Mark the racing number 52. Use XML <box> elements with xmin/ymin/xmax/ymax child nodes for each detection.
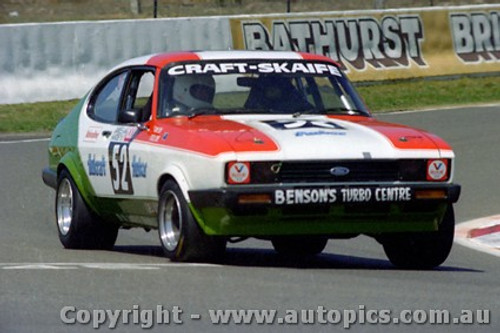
<box><xmin>108</xmin><ymin>142</ymin><xmax>134</xmax><ymax>195</ymax></box>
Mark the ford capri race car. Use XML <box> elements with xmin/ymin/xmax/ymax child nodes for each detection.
<box><xmin>42</xmin><ymin>51</ymin><xmax>460</xmax><ymax>269</ymax></box>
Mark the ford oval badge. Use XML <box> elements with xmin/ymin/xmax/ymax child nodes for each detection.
<box><xmin>330</xmin><ymin>166</ymin><xmax>350</xmax><ymax>176</ymax></box>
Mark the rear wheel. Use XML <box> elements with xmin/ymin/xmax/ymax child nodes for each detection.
<box><xmin>381</xmin><ymin>205</ymin><xmax>455</xmax><ymax>269</ymax></box>
<box><xmin>158</xmin><ymin>180</ymin><xmax>226</xmax><ymax>262</ymax></box>
<box><xmin>271</xmin><ymin>236</ymin><xmax>328</xmax><ymax>257</ymax></box>
<box><xmin>56</xmin><ymin>169</ymin><xmax>118</xmax><ymax>249</ymax></box>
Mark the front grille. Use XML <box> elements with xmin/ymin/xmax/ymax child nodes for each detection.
<box><xmin>279</xmin><ymin>160</ymin><xmax>400</xmax><ymax>183</ymax></box>
<box><xmin>251</xmin><ymin>159</ymin><xmax>427</xmax><ymax>184</ymax></box>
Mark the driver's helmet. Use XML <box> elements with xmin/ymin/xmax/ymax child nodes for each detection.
<box><xmin>172</xmin><ymin>75</ymin><xmax>215</xmax><ymax>109</ymax></box>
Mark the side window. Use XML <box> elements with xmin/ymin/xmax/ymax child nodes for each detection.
<box><xmin>134</xmin><ymin>72</ymin><xmax>155</xmax><ymax>109</ymax></box>
<box><xmin>92</xmin><ymin>72</ymin><xmax>128</xmax><ymax>123</ymax></box>
<box><xmin>122</xmin><ymin>70</ymin><xmax>155</xmax><ymax>123</ymax></box>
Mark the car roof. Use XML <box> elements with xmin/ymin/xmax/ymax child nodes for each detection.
<box><xmin>112</xmin><ymin>50</ymin><xmax>338</xmax><ymax>70</ymax></box>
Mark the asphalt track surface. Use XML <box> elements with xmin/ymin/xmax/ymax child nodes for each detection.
<box><xmin>1</xmin><ymin>105</ymin><xmax>499</xmax><ymax>333</ymax></box>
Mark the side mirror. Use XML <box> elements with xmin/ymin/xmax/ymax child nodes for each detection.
<box><xmin>118</xmin><ymin>109</ymin><xmax>142</xmax><ymax>124</ymax></box>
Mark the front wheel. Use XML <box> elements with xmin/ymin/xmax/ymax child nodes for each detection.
<box><xmin>55</xmin><ymin>169</ymin><xmax>118</xmax><ymax>250</ymax></box>
<box><xmin>158</xmin><ymin>180</ymin><xmax>226</xmax><ymax>262</ymax></box>
<box><xmin>381</xmin><ymin>205</ymin><xmax>455</xmax><ymax>269</ymax></box>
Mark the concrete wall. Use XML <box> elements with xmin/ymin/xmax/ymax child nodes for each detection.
<box><xmin>0</xmin><ymin>17</ymin><xmax>231</xmax><ymax>104</ymax></box>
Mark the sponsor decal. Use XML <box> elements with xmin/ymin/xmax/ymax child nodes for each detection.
<box><xmin>111</xmin><ymin>127</ymin><xmax>138</xmax><ymax>142</ymax></box>
<box><xmin>84</xmin><ymin>127</ymin><xmax>102</xmax><ymax>142</ymax></box>
<box><xmin>150</xmin><ymin>135</ymin><xmax>161</xmax><ymax>143</ymax></box>
<box><xmin>87</xmin><ymin>154</ymin><xmax>106</xmax><ymax>177</ymax></box>
<box><xmin>427</xmin><ymin>159</ymin><xmax>448</xmax><ymax>181</ymax></box>
<box><xmin>131</xmin><ymin>156</ymin><xmax>148</xmax><ymax>178</ymax></box>
<box><xmin>240</xmin><ymin>15</ymin><xmax>426</xmax><ymax>71</ymax></box>
<box><xmin>274</xmin><ymin>186</ymin><xmax>412</xmax><ymax>205</ymax></box>
<box><xmin>263</xmin><ymin>119</ymin><xmax>346</xmax><ymax>131</ymax></box>
<box><xmin>450</xmin><ymin>11</ymin><xmax>500</xmax><ymax>63</ymax></box>
<box><xmin>227</xmin><ymin>162</ymin><xmax>251</xmax><ymax>184</ymax></box>
<box><xmin>167</xmin><ymin>61</ymin><xmax>341</xmax><ymax>76</ymax></box>
<box><xmin>295</xmin><ymin>130</ymin><xmax>346</xmax><ymax>137</ymax></box>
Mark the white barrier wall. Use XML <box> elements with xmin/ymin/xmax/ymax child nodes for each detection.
<box><xmin>0</xmin><ymin>17</ymin><xmax>231</xmax><ymax>104</ymax></box>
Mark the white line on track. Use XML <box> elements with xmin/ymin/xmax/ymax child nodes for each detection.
<box><xmin>0</xmin><ymin>137</ymin><xmax>50</xmax><ymax>144</ymax></box>
<box><xmin>0</xmin><ymin>262</ymin><xmax>222</xmax><ymax>270</ymax></box>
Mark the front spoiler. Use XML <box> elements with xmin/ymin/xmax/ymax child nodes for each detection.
<box><xmin>188</xmin><ymin>183</ymin><xmax>460</xmax><ymax>236</ymax></box>
<box><xmin>42</xmin><ymin>167</ymin><xmax>57</xmax><ymax>189</ymax></box>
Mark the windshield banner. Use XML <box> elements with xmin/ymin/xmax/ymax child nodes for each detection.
<box><xmin>167</xmin><ymin>61</ymin><xmax>342</xmax><ymax>76</ymax></box>
<box><xmin>229</xmin><ymin>5</ymin><xmax>500</xmax><ymax>81</ymax></box>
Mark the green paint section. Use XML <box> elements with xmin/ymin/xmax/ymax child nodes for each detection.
<box><xmin>191</xmin><ymin>203</ymin><xmax>447</xmax><ymax>236</ymax></box>
<box><xmin>91</xmin><ymin>197</ymin><xmax>158</xmax><ymax>228</ymax></box>
<box><xmin>47</xmin><ymin>96</ymin><xmax>99</xmax><ymax>211</ymax></box>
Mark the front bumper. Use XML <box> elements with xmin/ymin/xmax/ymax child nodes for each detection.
<box><xmin>188</xmin><ymin>183</ymin><xmax>461</xmax><ymax>236</ymax></box>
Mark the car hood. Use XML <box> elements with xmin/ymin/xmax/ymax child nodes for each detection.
<box><xmin>140</xmin><ymin>114</ymin><xmax>453</xmax><ymax>159</ymax></box>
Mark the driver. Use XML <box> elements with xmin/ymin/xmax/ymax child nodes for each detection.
<box><xmin>171</xmin><ymin>75</ymin><xmax>215</xmax><ymax>113</ymax></box>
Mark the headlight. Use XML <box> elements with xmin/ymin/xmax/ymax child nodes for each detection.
<box><xmin>399</xmin><ymin>159</ymin><xmax>450</xmax><ymax>182</ymax></box>
<box><xmin>426</xmin><ymin>159</ymin><xmax>450</xmax><ymax>181</ymax></box>
<box><xmin>226</xmin><ymin>161</ymin><xmax>251</xmax><ymax>184</ymax></box>
<box><xmin>226</xmin><ymin>161</ymin><xmax>280</xmax><ymax>184</ymax></box>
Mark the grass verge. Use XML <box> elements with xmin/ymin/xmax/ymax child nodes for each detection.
<box><xmin>1</xmin><ymin>75</ymin><xmax>499</xmax><ymax>134</ymax></box>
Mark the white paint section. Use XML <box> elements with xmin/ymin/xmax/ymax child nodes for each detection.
<box><xmin>109</xmin><ymin>54</ymin><xmax>158</xmax><ymax>72</ymax></box>
<box><xmin>455</xmin><ymin>216</ymin><xmax>500</xmax><ymax>258</ymax></box>
<box><xmin>196</xmin><ymin>50</ymin><xmax>302</xmax><ymax>60</ymax></box>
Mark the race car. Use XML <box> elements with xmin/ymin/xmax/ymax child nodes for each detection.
<box><xmin>42</xmin><ymin>50</ymin><xmax>460</xmax><ymax>268</ymax></box>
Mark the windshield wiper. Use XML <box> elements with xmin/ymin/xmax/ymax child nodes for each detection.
<box><xmin>187</xmin><ymin>108</ymin><xmax>218</xmax><ymax>119</ymax></box>
<box><xmin>322</xmin><ymin>107</ymin><xmax>366</xmax><ymax>115</ymax></box>
<box><xmin>292</xmin><ymin>107</ymin><xmax>365</xmax><ymax>117</ymax></box>
<box><xmin>292</xmin><ymin>108</ymin><xmax>322</xmax><ymax>118</ymax></box>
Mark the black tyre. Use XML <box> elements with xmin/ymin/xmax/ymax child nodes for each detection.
<box><xmin>271</xmin><ymin>236</ymin><xmax>328</xmax><ymax>257</ymax></box>
<box><xmin>382</xmin><ymin>205</ymin><xmax>455</xmax><ymax>269</ymax></box>
<box><xmin>55</xmin><ymin>169</ymin><xmax>118</xmax><ymax>250</ymax></box>
<box><xmin>157</xmin><ymin>180</ymin><xmax>226</xmax><ymax>262</ymax></box>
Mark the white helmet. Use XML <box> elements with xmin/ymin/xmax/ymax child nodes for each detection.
<box><xmin>172</xmin><ymin>75</ymin><xmax>215</xmax><ymax>109</ymax></box>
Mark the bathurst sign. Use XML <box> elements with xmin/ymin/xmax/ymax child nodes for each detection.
<box><xmin>229</xmin><ymin>5</ymin><xmax>500</xmax><ymax>81</ymax></box>
<box><xmin>239</xmin><ymin>15</ymin><xmax>426</xmax><ymax>72</ymax></box>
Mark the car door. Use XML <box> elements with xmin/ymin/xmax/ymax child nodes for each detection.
<box><xmin>79</xmin><ymin>67</ymin><xmax>155</xmax><ymax>199</ymax></box>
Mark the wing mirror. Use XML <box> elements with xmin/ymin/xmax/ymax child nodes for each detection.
<box><xmin>118</xmin><ymin>109</ymin><xmax>142</xmax><ymax>124</ymax></box>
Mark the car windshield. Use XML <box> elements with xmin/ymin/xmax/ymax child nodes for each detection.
<box><xmin>158</xmin><ymin>60</ymin><xmax>370</xmax><ymax>118</ymax></box>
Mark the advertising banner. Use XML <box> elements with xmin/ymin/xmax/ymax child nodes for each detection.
<box><xmin>229</xmin><ymin>5</ymin><xmax>500</xmax><ymax>81</ymax></box>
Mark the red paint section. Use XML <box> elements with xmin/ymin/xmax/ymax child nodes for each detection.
<box><xmin>135</xmin><ymin>116</ymin><xmax>279</xmax><ymax>156</ymax></box>
<box><xmin>146</xmin><ymin>52</ymin><xmax>200</xmax><ymax>68</ymax></box>
<box><xmin>330</xmin><ymin>116</ymin><xmax>452</xmax><ymax>151</ymax></box>
<box><xmin>298</xmin><ymin>52</ymin><xmax>341</xmax><ymax>67</ymax></box>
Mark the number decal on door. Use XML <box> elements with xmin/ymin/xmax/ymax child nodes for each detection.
<box><xmin>108</xmin><ymin>142</ymin><xmax>134</xmax><ymax>195</ymax></box>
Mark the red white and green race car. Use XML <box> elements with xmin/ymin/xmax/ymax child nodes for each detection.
<box><xmin>42</xmin><ymin>50</ymin><xmax>460</xmax><ymax>268</ymax></box>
